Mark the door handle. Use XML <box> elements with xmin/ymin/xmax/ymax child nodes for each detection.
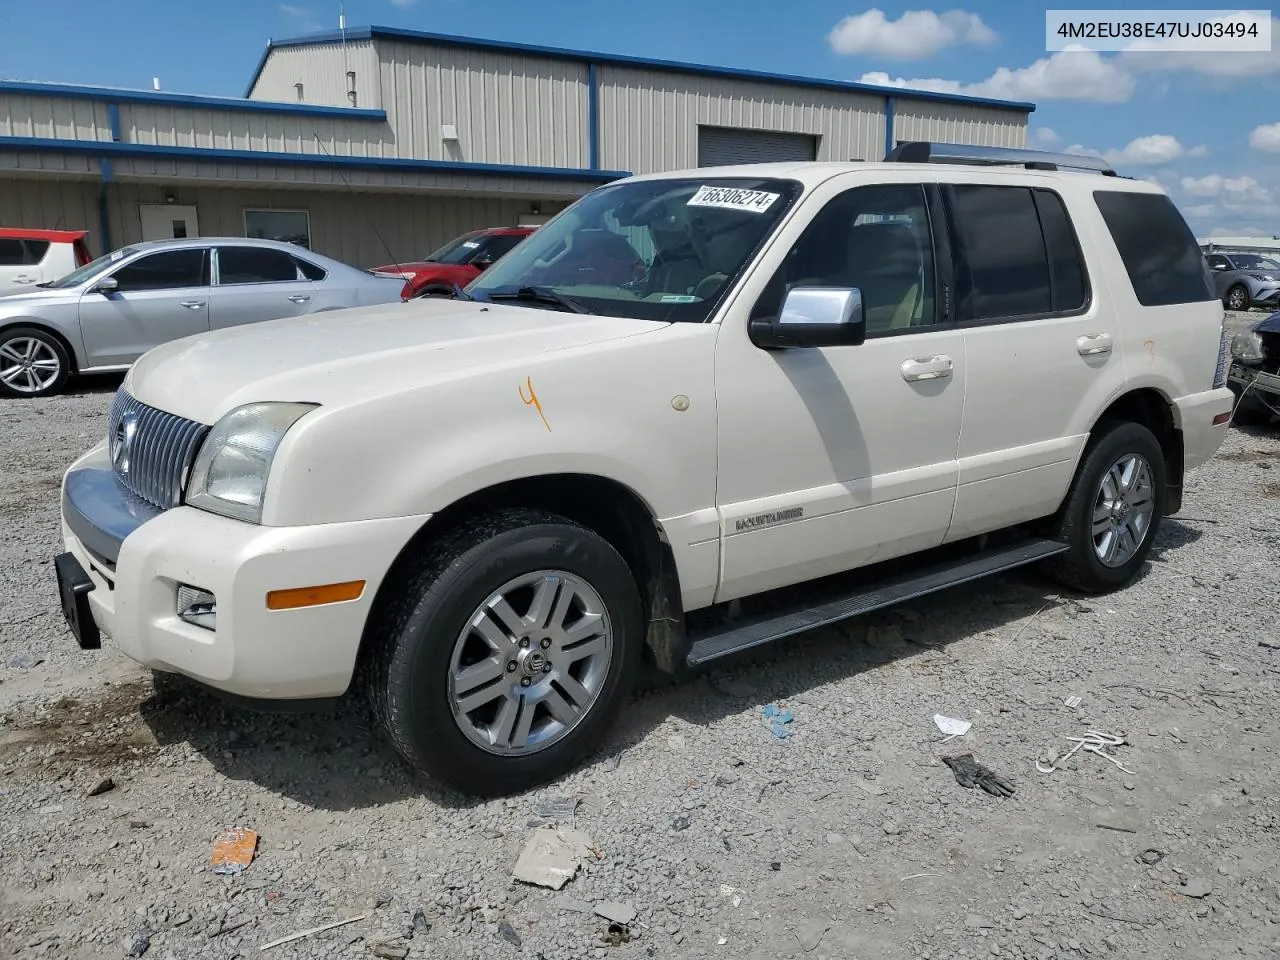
<box><xmin>12</xmin><ymin>275</ymin><xmax>35</xmax><ymax>284</ymax></box>
<box><xmin>1077</xmin><ymin>333</ymin><xmax>1113</xmax><ymax>356</ymax></box>
<box><xmin>901</xmin><ymin>355</ymin><xmax>954</xmax><ymax>382</ymax></box>
<box><xmin>287</xmin><ymin>295</ymin><xmax>311</xmax><ymax>303</ymax></box>
<box><xmin>179</xmin><ymin>300</ymin><xmax>206</xmax><ymax>309</ymax></box>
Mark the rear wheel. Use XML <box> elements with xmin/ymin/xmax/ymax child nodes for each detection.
<box><xmin>0</xmin><ymin>326</ymin><xmax>71</xmax><ymax>398</ymax></box>
<box><xmin>365</xmin><ymin>508</ymin><xmax>643</xmax><ymax>797</ymax></box>
<box><xmin>1226</xmin><ymin>284</ymin><xmax>1251</xmax><ymax>311</ymax></box>
<box><xmin>1043</xmin><ymin>421</ymin><xmax>1166</xmax><ymax>594</ymax></box>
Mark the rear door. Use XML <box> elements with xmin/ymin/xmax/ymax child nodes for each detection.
<box><xmin>210</xmin><ymin>245</ymin><xmax>318</xmax><ymax>328</ymax></box>
<box><xmin>938</xmin><ymin>174</ymin><xmax>1122</xmax><ymax>542</ymax></box>
<box><xmin>77</xmin><ymin>247</ymin><xmax>213</xmax><ymax>367</ymax></box>
<box><xmin>0</xmin><ymin>238</ymin><xmax>48</xmax><ymax>292</ymax></box>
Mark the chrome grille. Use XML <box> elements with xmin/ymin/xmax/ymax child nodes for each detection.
<box><xmin>107</xmin><ymin>390</ymin><xmax>209</xmax><ymax>510</ymax></box>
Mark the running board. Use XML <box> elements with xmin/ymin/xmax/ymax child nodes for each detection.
<box><xmin>685</xmin><ymin>538</ymin><xmax>1068</xmax><ymax>666</ymax></box>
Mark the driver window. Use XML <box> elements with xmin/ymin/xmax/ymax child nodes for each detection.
<box><xmin>752</xmin><ymin>183</ymin><xmax>937</xmax><ymax>334</ymax></box>
<box><xmin>111</xmin><ymin>249</ymin><xmax>210</xmax><ymax>292</ymax></box>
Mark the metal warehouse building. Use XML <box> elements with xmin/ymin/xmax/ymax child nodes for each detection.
<box><xmin>0</xmin><ymin>26</ymin><xmax>1034</xmax><ymax>268</ymax></box>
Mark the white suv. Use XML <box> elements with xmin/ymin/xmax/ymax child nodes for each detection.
<box><xmin>0</xmin><ymin>228</ymin><xmax>91</xmax><ymax>294</ymax></box>
<box><xmin>55</xmin><ymin>142</ymin><xmax>1234</xmax><ymax>797</ymax></box>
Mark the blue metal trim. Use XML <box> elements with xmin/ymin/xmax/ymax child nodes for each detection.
<box><xmin>96</xmin><ymin>184</ymin><xmax>112</xmax><ymax>255</ymax></box>
<box><xmin>248</xmin><ymin>25</ymin><xmax>1036</xmax><ymax>113</ymax></box>
<box><xmin>883</xmin><ymin>96</ymin><xmax>894</xmax><ymax>161</ymax></box>
<box><xmin>587</xmin><ymin>63</ymin><xmax>600</xmax><ymax>171</ymax></box>
<box><xmin>106</xmin><ymin>103</ymin><xmax>121</xmax><ymax>142</ymax></box>
<box><xmin>0</xmin><ymin>136</ymin><xmax>631</xmax><ymax>182</ymax></box>
<box><xmin>0</xmin><ymin>80</ymin><xmax>387</xmax><ymax>120</ymax></box>
<box><xmin>99</xmin><ymin>157</ymin><xmax>112</xmax><ymax>183</ymax></box>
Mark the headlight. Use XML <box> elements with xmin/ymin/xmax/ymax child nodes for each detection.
<box><xmin>185</xmin><ymin>402</ymin><xmax>318</xmax><ymax>523</ymax></box>
<box><xmin>1231</xmin><ymin>330</ymin><xmax>1265</xmax><ymax>362</ymax></box>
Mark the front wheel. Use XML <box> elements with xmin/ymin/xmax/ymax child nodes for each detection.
<box><xmin>0</xmin><ymin>326</ymin><xmax>71</xmax><ymax>398</ymax></box>
<box><xmin>365</xmin><ymin>508</ymin><xmax>643</xmax><ymax>797</ymax></box>
<box><xmin>1043</xmin><ymin>421</ymin><xmax>1166</xmax><ymax>594</ymax></box>
<box><xmin>1226</xmin><ymin>284</ymin><xmax>1251</xmax><ymax>311</ymax></box>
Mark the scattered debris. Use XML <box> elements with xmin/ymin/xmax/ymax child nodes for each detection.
<box><xmin>882</xmin><ymin>820</ymin><xmax>902</xmax><ymax>835</ymax></box>
<box><xmin>1260</xmin><ymin>639</ymin><xmax>1279</xmax><ymax>651</ymax></box>
<box><xmin>770</xmin><ymin>861</ymin><xmax>782</xmax><ymax>872</ymax></box>
<box><xmin>86</xmin><ymin>776</ymin><xmax>115</xmax><ymax>797</ymax></box>
<box><xmin>411</xmin><ymin>909</ymin><xmax>430</xmax><ymax>935</ymax></box>
<box><xmin>794</xmin><ymin>920</ymin><xmax>830</xmax><ymax>953</ymax></box>
<box><xmin>497</xmin><ymin>920</ymin><xmax>521</xmax><ymax>947</ymax></box>
<box><xmin>369</xmin><ymin>942</ymin><xmax>409</xmax><ymax>959</ymax></box>
<box><xmin>594</xmin><ymin>902</ymin><xmax>637</xmax><ymax>925</ymax></box>
<box><xmin>529</xmin><ymin>795</ymin><xmax>580</xmax><ymax>827</ymax></box>
<box><xmin>210</xmin><ymin>919</ymin><xmax>253</xmax><ymax>939</ymax></box>
<box><xmin>601</xmin><ymin>752</ymin><xmax>623</xmax><ymax>772</ymax></box>
<box><xmin>4</xmin><ymin>655</ymin><xmax>44</xmax><ymax>670</ymax></box>
<box><xmin>1095</xmin><ymin>822</ymin><xmax>1138</xmax><ymax>834</ymax></box>
<box><xmin>128</xmin><ymin>819</ymin><xmax>150</xmax><ymax>829</ymax></box>
<box><xmin>258</xmin><ymin>914</ymin><xmax>369</xmax><ymax>952</ymax></box>
<box><xmin>1180</xmin><ymin>878</ymin><xmax>1213</xmax><ymax>899</ymax></box>
<box><xmin>901</xmin><ymin>873</ymin><xmax>942</xmax><ymax>881</ymax></box>
<box><xmin>603</xmin><ymin>923</ymin><xmax>633</xmax><ymax>946</ymax></box>
<box><xmin>512</xmin><ymin>826</ymin><xmax>596</xmax><ymax>890</ymax></box>
<box><xmin>1036</xmin><ymin>730</ymin><xmax>1134</xmax><ymax>776</ymax></box>
<box><xmin>552</xmin><ymin>895</ymin><xmax>593</xmax><ymax>914</ymax></box>
<box><xmin>671</xmin><ymin>813</ymin><xmax>692</xmax><ymax>832</ymax></box>
<box><xmin>1137</xmin><ymin>849</ymin><xmax>1165</xmax><ymax>866</ymax></box>
<box><xmin>941</xmin><ymin>753</ymin><xmax>1016</xmax><ymax>798</ymax></box>
<box><xmin>211</xmin><ymin>828</ymin><xmax>258</xmax><ymax>876</ymax></box>
<box><xmin>712</xmin><ymin>676</ymin><xmax>757</xmax><ymax>699</ymax></box>
<box><xmin>762</xmin><ymin>703</ymin><xmax>794</xmax><ymax>739</ymax></box>
<box><xmin>1063</xmin><ymin>695</ymin><xmax>1083</xmax><ymax>709</ymax></box>
<box><xmin>933</xmin><ymin>714</ymin><xmax>972</xmax><ymax>739</ymax></box>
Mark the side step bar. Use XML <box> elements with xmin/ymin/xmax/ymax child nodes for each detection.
<box><xmin>685</xmin><ymin>538</ymin><xmax>1068</xmax><ymax>666</ymax></box>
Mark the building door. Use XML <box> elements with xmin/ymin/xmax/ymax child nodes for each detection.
<box><xmin>697</xmin><ymin>126</ymin><xmax>818</xmax><ymax>167</ymax></box>
<box><xmin>139</xmin><ymin>204</ymin><xmax>200</xmax><ymax>241</ymax></box>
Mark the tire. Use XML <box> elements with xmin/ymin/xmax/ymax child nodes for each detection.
<box><xmin>1043</xmin><ymin>421</ymin><xmax>1166</xmax><ymax>594</ymax></box>
<box><xmin>364</xmin><ymin>508</ymin><xmax>644</xmax><ymax>797</ymax></box>
<box><xmin>0</xmin><ymin>326</ymin><xmax>71</xmax><ymax>398</ymax></box>
<box><xmin>1225</xmin><ymin>284</ymin><xmax>1251</xmax><ymax>311</ymax></box>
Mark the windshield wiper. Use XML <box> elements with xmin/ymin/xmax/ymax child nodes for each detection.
<box><xmin>485</xmin><ymin>286</ymin><xmax>588</xmax><ymax>314</ymax></box>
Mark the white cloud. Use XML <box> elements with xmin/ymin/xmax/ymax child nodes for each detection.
<box><xmin>1182</xmin><ymin>204</ymin><xmax>1218</xmax><ymax>219</ymax></box>
<box><xmin>389</xmin><ymin>0</ymin><xmax>419</xmax><ymax>6</ymax></box>
<box><xmin>279</xmin><ymin>3</ymin><xmax>307</xmax><ymax>16</ymax></box>
<box><xmin>1030</xmin><ymin>127</ymin><xmax>1061</xmax><ymax>146</ymax></box>
<box><xmin>1182</xmin><ymin>174</ymin><xmax>1223</xmax><ymax>196</ymax></box>
<box><xmin>1186</xmin><ymin>145</ymin><xmax>1210</xmax><ymax>159</ymax></box>
<box><xmin>1250</xmin><ymin>122</ymin><xmax>1280</xmax><ymax>154</ymax></box>
<box><xmin>1065</xmin><ymin>135</ymin><xmax>1185</xmax><ymax>167</ymax></box>
<box><xmin>1179</xmin><ymin>173</ymin><xmax>1271</xmax><ymax>203</ymax></box>
<box><xmin>1119</xmin><ymin>16</ymin><xmax>1280</xmax><ymax>77</ymax></box>
<box><xmin>861</xmin><ymin>50</ymin><xmax>1134</xmax><ymax>103</ymax></box>
<box><xmin>828</xmin><ymin>8</ymin><xmax>997</xmax><ymax>60</ymax></box>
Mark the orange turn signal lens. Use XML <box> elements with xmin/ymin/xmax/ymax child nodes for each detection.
<box><xmin>266</xmin><ymin>580</ymin><xmax>366</xmax><ymax>611</ymax></box>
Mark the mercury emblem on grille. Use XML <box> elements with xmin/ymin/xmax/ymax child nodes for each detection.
<box><xmin>112</xmin><ymin>410</ymin><xmax>139</xmax><ymax>478</ymax></box>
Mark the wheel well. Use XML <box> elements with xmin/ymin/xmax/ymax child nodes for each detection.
<box><xmin>366</xmin><ymin>474</ymin><xmax>688</xmax><ymax>674</ymax></box>
<box><xmin>0</xmin><ymin>321</ymin><xmax>78</xmax><ymax>374</ymax></box>
<box><xmin>1092</xmin><ymin>388</ymin><xmax>1183</xmax><ymax>514</ymax></box>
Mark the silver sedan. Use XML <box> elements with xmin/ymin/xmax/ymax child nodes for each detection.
<box><xmin>0</xmin><ymin>237</ymin><xmax>407</xmax><ymax>398</ymax></box>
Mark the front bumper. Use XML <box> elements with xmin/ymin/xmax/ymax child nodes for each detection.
<box><xmin>59</xmin><ymin>442</ymin><xmax>429</xmax><ymax>699</ymax></box>
<box><xmin>1173</xmin><ymin>387</ymin><xmax>1235</xmax><ymax>471</ymax></box>
<box><xmin>1229</xmin><ymin>361</ymin><xmax>1280</xmax><ymax>400</ymax></box>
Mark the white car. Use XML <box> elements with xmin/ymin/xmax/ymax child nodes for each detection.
<box><xmin>54</xmin><ymin>142</ymin><xmax>1234</xmax><ymax>797</ymax></box>
<box><xmin>0</xmin><ymin>228</ymin><xmax>93</xmax><ymax>294</ymax></box>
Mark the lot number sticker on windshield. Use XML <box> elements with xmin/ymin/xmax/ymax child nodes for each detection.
<box><xmin>687</xmin><ymin>186</ymin><xmax>780</xmax><ymax>213</ymax></box>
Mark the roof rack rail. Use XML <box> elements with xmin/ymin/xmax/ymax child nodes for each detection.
<box><xmin>885</xmin><ymin>141</ymin><xmax>1118</xmax><ymax>176</ymax></box>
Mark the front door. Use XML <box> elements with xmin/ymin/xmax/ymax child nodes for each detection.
<box><xmin>209</xmin><ymin>245</ymin><xmax>319</xmax><ymax>328</ymax></box>
<box><xmin>714</xmin><ymin>175</ymin><xmax>966</xmax><ymax>603</ymax></box>
<box><xmin>139</xmin><ymin>204</ymin><xmax>200</xmax><ymax>242</ymax></box>
<box><xmin>77</xmin><ymin>247</ymin><xmax>212</xmax><ymax>367</ymax></box>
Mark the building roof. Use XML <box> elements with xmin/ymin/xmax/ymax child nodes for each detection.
<box><xmin>246</xmin><ymin>25</ymin><xmax>1037</xmax><ymax>113</ymax></box>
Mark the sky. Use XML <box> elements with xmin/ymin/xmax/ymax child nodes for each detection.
<box><xmin>2</xmin><ymin>0</ymin><xmax>1279</xmax><ymax>239</ymax></box>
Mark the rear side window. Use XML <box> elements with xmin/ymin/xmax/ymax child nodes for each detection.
<box><xmin>1033</xmin><ymin>190</ymin><xmax>1087</xmax><ymax>312</ymax></box>
<box><xmin>1093</xmin><ymin>191</ymin><xmax>1214</xmax><ymax>306</ymax></box>
<box><xmin>218</xmin><ymin>247</ymin><xmax>301</xmax><ymax>285</ymax></box>
<box><xmin>0</xmin><ymin>238</ymin><xmax>50</xmax><ymax>266</ymax></box>
<box><xmin>23</xmin><ymin>240</ymin><xmax>50</xmax><ymax>264</ymax></box>
<box><xmin>948</xmin><ymin>185</ymin><xmax>1052</xmax><ymax>320</ymax></box>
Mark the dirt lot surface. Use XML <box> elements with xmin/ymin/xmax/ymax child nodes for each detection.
<box><xmin>2</xmin><ymin>315</ymin><xmax>1279</xmax><ymax>960</ymax></box>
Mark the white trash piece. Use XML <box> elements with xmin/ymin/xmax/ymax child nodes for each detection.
<box><xmin>933</xmin><ymin>714</ymin><xmax>973</xmax><ymax>739</ymax></box>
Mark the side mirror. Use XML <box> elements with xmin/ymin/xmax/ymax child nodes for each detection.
<box><xmin>473</xmin><ymin>256</ymin><xmax>495</xmax><ymax>271</ymax></box>
<box><xmin>749</xmin><ymin>286</ymin><xmax>866</xmax><ymax>350</ymax></box>
<box><xmin>92</xmin><ymin>276</ymin><xmax>119</xmax><ymax>294</ymax></box>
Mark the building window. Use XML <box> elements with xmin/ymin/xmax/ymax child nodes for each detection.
<box><xmin>243</xmin><ymin>209</ymin><xmax>311</xmax><ymax>249</ymax></box>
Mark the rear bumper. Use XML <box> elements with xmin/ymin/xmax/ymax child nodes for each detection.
<box><xmin>1174</xmin><ymin>387</ymin><xmax>1235</xmax><ymax>470</ymax></box>
<box><xmin>58</xmin><ymin>443</ymin><xmax>429</xmax><ymax>699</ymax></box>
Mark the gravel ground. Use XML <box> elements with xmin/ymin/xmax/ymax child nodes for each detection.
<box><xmin>2</xmin><ymin>314</ymin><xmax>1279</xmax><ymax>960</ymax></box>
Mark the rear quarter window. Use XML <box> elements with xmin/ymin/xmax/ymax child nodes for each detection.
<box><xmin>1093</xmin><ymin>191</ymin><xmax>1214</xmax><ymax>307</ymax></box>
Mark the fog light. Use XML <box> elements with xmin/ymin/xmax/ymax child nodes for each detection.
<box><xmin>177</xmin><ymin>584</ymin><xmax>216</xmax><ymax>630</ymax></box>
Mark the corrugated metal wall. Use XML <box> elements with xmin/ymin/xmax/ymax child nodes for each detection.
<box><xmin>104</xmin><ymin>182</ymin><xmax>569</xmax><ymax>267</ymax></box>
<box><xmin>248</xmin><ymin>40</ymin><xmax>382</xmax><ymax>110</ymax></box>
<box><xmin>596</xmin><ymin>66</ymin><xmax>887</xmax><ymax>174</ymax></box>
<box><xmin>892</xmin><ymin>102</ymin><xmax>1027</xmax><ymax>149</ymax></box>
<box><xmin>0</xmin><ymin>93</ymin><xmax>112</xmax><ymax>142</ymax></box>
<box><xmin>0</xmin><ymin>174</ymin><xmax>100</xmax><ymax>244</ymax></box>
<box><xmin>120</xmin><ymin>104</ymin><xmax>394</xmax><ymax>158</ymax></box>
<box><xmin>376</xmin><ymin>41</ymin><xmax>590</xmax><ymax>168</ymax></box>
<box><xmin>0</xmin><ymin>150</ymin><xmax>97</xmax><ymax>178</ymax></box>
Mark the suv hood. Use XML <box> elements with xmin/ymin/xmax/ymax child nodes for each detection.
<box><xmin>126</xmin><ymin>299</ymin><xmax>665</xmax><ymax>424</ymax></box>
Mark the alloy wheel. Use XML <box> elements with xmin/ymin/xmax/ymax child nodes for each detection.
<box><xmin>0</xmin><ymin>337</ymin><xmax>62</xmax><ymax>394</ymax></box>
<box><xmin>1090</xmin><ymin>453</ymin><xmax>1156</xmax><ymax>568</ymax></box>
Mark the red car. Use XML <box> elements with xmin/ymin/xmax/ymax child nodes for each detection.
<box><xmin>372</xmin><ymin>226</ymin><xmax>535</xmax><ymax>299</ymax></box>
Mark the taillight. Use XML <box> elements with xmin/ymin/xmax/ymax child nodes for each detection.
<box><xmin>400</xmin><ymin>281</ymin><xmax>412</xmax><ymax>301</ymax></box>
<box><xmin>1213</xmin><ymin>321</ymin><xmax>1230</xmax><ymax>389</ymax></box>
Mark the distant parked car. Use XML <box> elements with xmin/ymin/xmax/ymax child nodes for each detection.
<box><xmin>1206</xmin><ymin>251</ymin><xmax>1280</xmax><ymax>311</ymax></box>
<box><xmin>371</xmin><ymin>226</ymin><xmax>535</xmax><ymax>298</ymax></box>
<box><xmin>0</xmin><ymin>237</ymin><xmax>405</xmax><ymax>398</ymax></box>
<box><xmin>0</xmin><ymin>228</ymin><xmax>93</xmax><ymax>294</ymax></box>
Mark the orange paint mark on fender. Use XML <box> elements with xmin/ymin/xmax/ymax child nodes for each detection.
<box><xmin>520</xmin><ymin>376</ymin><xmax>551</xmax><ymax>432</ymax></box>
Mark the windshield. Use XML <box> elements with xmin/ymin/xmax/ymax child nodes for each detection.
<box><xmin>466</xmin><ymin>177</ymin><xmax>804</xmax><ymax>322</ymax></box>
<box><xmin>423</xmin><ymin>233</ymin><xmax>485</xmax><ymax>265</ymax></box>
<box><xmin>1232</xmin><ymin>254</ymin><xmax>1280</xmax><ymax>273</ymax></box>
<box><xmin>44</xmin><ymin>247</ymin><xmax>138</xmax><ymax>289</ymax></box>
